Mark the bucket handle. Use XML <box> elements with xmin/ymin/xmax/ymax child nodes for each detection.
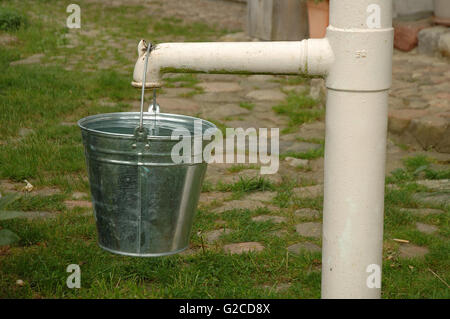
<box><xmin>138</xmin><ymin>40</ymin><xmax>153</xmax><ymax>132</ymax></box>
<box><xmin>135</xmin><ymin>40</ymin><xmax>160</xmax><ymax>142</ymax></box>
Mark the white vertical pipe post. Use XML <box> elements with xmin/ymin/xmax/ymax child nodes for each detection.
<box><xmin>321</xmin><ymin>0</ymin><xmax>393</xmax><ymax>298</ymax></box>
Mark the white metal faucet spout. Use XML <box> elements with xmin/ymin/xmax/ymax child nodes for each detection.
<box><xmin>131</xmin><ymin>38</ymin><xmax>334</xmax><ymax>88</ymax></box>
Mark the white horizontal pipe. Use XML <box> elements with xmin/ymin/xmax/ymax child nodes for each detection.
<box><xmin>132</xmin><ymin>39</ymin><xmax>333</xmax><ymax>88</ymax></box>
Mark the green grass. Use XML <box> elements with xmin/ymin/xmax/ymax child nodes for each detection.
<box><xmin>381</xmin><ymin>180</ymin><xmax>449</xmax><ymax>298</ymax></box>
<box><xmin>386</xmin><ymin>155</ymin><xmax>450</xmax><ymax>184</ymax></box>
<box><xmin>0</xmin><ymin>157</ymin><xmax>448</xmax><ymax>298</ymax></box>
<box><xmin>273</xmin><ymin>75</ymin><xmax>308</xmax><ymax>86</ymax></box>
<box><xmin>0</xmin><ymin>0</ymin><xmax>448</xmax><ymax>299</ymax></box>
<box><xmin>227</xmin><ymin>164</ymin><xmax>260</xmax><ymax>173</ymax></box>
<box><xmin>279</xmin><ymin>137</ymin><xmax>325</xmax><ymax>160</ymax></box>
<box><xmin>273</xmin><ymin>91</ymin><xmax>323</xmax><ymax>132</ymax></box>
<box><xmin>281</xmin><ymin>146</ymin><xmax>324</xmax><ymax>160</ymax></box>
<box><xmin>163</xmin><ymin>74</ymin><xmax>199</xmax><ymax>88</ymax></box>
<box><xmin>217</xmin><ymin>176</ymin><xmax>275</xmax><ymax>194</ymax></box>
<box><xmin>0</xmin><ymin>6</ymin><xmax>26</xmax><ymax>31</ymax></box>
<box><xmin>239</xmin><ymin>102</ymin><xmax>255</xmax><ymax>111</ymax></box>
<box><xmin>0</xmin><ymin>214</ymin><xmax>322</xmax><ymax>298</ymax></box>
<box><xmin>2</xmin><ymin>164</ymin><xmax>446</xmax><ymax>298</ymax></box>
<box><xmin>0</xmin><ymin>65</ymin><xmax>135</xmax><ymax>184</ymax></box>
<box><xmin>163</xmin><ymin>73</ymin><xmax>204</xmax><ymax>97</ymax></box>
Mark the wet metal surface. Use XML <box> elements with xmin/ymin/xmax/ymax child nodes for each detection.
<box><xmin>78</xmin><ymin>112</ymin><xmax>216</xmax><ymax>256</ymax></box>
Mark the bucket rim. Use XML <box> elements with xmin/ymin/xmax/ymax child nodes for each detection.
<box><xmin>78</xmin><ymin>112</ymin><xmax>218</xmax><ymax>140</ymax></box>
<box><xmin>98</xmin><ymin>242</ymin><xmax>189</xmax><ymax>257</ymax></box>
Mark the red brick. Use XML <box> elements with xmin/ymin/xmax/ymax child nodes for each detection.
<box><xmin>394</xmin><ymin>19</ymin><xmax>432</xmax><ymax>51</ymax></box>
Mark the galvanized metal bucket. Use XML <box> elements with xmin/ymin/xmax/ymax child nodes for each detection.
<box><xmin>78</xmin><ymin>112</ymin><xmax>217</xmax><ymax>256</ymax></box>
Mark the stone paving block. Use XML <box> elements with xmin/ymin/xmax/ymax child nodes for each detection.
<box><xmin>282</xmin><ymin>84</ymin><xmax>308</xmax><ymax>94</ymax></box>
<box><xmin>244</xmin><ymin>191</ymin><xmax>277</xmax><ymax>202</ymax></box>
<box><xmin>161</xmin><ymin>87</ymin><xmax>193</xmax><ymax>97</ymax></box>
<box><xmin>388</xmin><ymin>109</ymin><xmax>430</xmax><ymax>134</ymax></box>
<box><xmin>152</xmin><ymin>97</ymin><xmax>200</xmax><ymax>115</ymax></box>
<box><xmin>246</xmin><ymin>75</ymin><xmax>276</xmax><ymax>82</ymax></box>
<box><xmin>412</xmin><ymin>192</ymin><xmax>450</xmax><ymax>205</ymax></box>
<box><xmin>251</xmin><ymin>215</ymin><xmax>286</xmax><ymax>223</ymax></box>
<box><xmin>398</xmin><ymin>243</ymin><xmax>429</xmax><ymax>258</ymax></box>
<box><xmin>199</xmin><ymin>191</ymin><xmax>233</xmax><ymax>207</ymax></box>
<box><xmin>246</xmin><ymin>89</ymin><xmax>285</xmax><ymax>101</ymax></box>
<box><xmin>198</xmin><ymin>82</ymin><xmax>242</xmax><ymax>93</ymax></box>
<box><xmin>409</xmin><ymin>116</ymin><xmax>450</xmax><ymax>152</ymax></box>
<box><xmin>418</xmin><ymin>26</ymin><xmax>450</xmax><ymax>55</ymax></box>
<box><xmin>287</xmin><ymin>242</ymin><xmax>321</xmax><ymax>254</ymax></box>
<box><xmin>298</xmin><ymin>121</ymin><xmax>325</xmax><ymax>140</ymax></box>
<box><xmin>295</xmin><ymin>222</ymin><xmax>322</xmax><ymax>238</ymax></box>
<box><xmin>196</xmin><ymin>74</ymin><xmax>242</xmax><ymax>82</ymax></box>
<box><xmin>231</xmin><ymin>169</ymin><xmax>283</xmax><ymax>185</ymax></box>
<box><xmin>72</xmin><ymin>192</ymin><xmax>88</xmax><ymax>200</ymax></box>
<box><xmin>10</xmin><ymin>54</ymin><xmax>45</xmax><ymax>66</ymax></box>
<box><xmin>64</xmin><ymin>200</ymin><xmax>92</xmax><ymax>209</ymax></box>
<box><xmin>309</xmin><ymin>78</ymin><xmax>326</xmax><ymax>101</ymax></box>
<box><xmin>201</xmin><ymin>103</ymin><xmax>250</xmax><ymax>120</ymax></box>
<box><xmin>294</xmin><ymin>208</ymin><xmax>320</xmax><ymax>219</ymax></box>
<box><xmin>285</xmin><ymin>157</ymin><xmax>309</xmax><ymax>168</ymax></box>
<box><xmin>416</xmin><ymin>179</ymin><xmax>450</xmax><ymax>191</ymax></box>
<box><xmin>416</xmin><ymin>222</ymin><xmax>439</xmax><ymax>234</ymax></box>
<box><xmin>269</xmin><ymin>229</ymin><xmax>288</xmax><ymax>237</ymax></box>
<box><xmin>0</xmin><ymin>34</ymin><xmax>18</xmax><ymax>46</ymax></box>
<box><xmin>292</xmin><ymin>185</ymin><xmax>323</xmax><ymax>199</ymax></box>
<box><xmin>223</xmin><ymin>242</ymin><xmax>264</xmax><ymax>254</ymax></box>
<box><xmin>204</xmin><ymin>228</ymin><xmax>232</xmax><ymax>243</ymax></box>
<box><xmin>194</xmin><ymin>92</ymin><xmax>244</xmax><ymax>103</ymax></box>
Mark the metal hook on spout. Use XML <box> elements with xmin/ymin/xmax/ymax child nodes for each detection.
<box><xmin>148</xmin><ymin>89</ymin><xmax>160</xmax><ymax>114</ymax></box>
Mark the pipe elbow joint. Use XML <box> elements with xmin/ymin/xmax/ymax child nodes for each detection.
<box><xmin>132</xmin><ymin>40</ymin><xmax>162</xmax><ymax>88</ymax></box>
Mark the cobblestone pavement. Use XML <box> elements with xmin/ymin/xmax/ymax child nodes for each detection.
<box><xmin>389</xmin><ymin>49</ymin><xmax>450</xmax><ymax>153</ymax></box>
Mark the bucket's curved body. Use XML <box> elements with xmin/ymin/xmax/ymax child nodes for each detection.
<box><xmin>78</xmin><ymin>112</ymin><xmax>216</xmax><ymax>257</ymax></box>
